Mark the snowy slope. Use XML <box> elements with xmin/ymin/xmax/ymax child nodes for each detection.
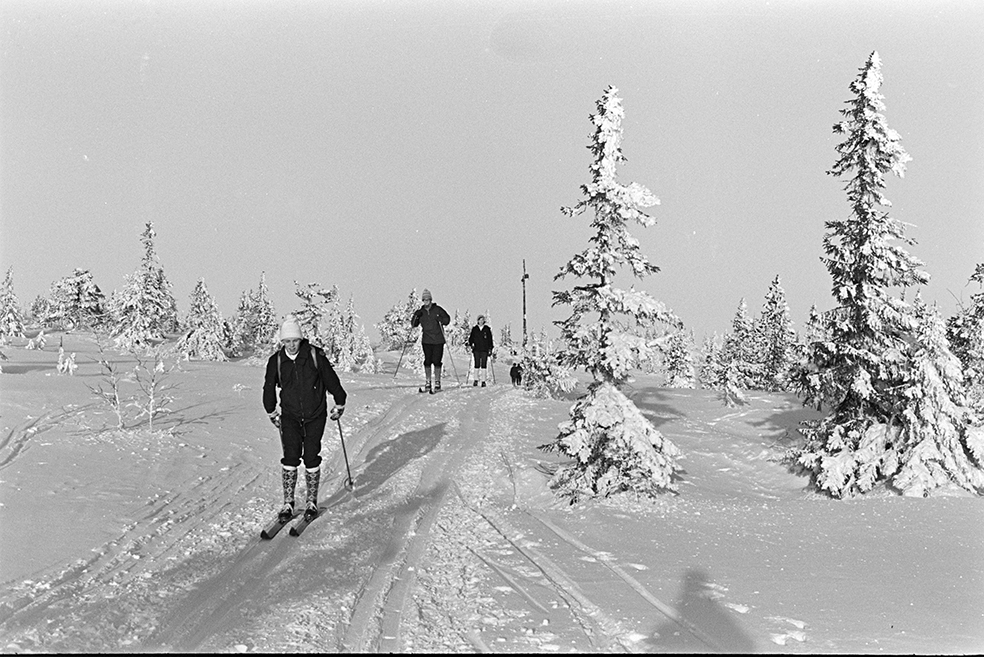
<box><xmin>0</xmin><ymin>332</ymin><xmax>982</xmax><ymax>653</ymax></box>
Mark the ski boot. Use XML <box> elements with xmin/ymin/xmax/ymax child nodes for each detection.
<box><xmin>303</xmin><ymin>466</ymin><xmax>321</xmax><ymax>521</ymax></box>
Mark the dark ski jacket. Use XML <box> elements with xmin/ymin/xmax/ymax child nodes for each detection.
<box><xmin>410</xmin><ymin>304</ymin><xmax>451</xmax><ymax>345</ymax></box>
<box><xmin>467</xmin><ymin>325</ymin><xmax>493</xmax><ymax>353</ymax></box>
<box><xmin>263</xmin><ymin>339</ymin><xmax>347</xmax><ymax>422</ymax></box>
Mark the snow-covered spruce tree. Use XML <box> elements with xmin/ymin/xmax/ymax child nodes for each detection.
<box><xmin>292</xmin><ymin>282</ymin><xmax>338</xmax><ymax>348</ymax></box>
<box><xmin>111</xmin><ymin>223</ymin><xmax>179</xmax><ymax>351</ymax></box>
<box><xmin>540</xmin><ymin>85</ymin><xmax>682</xmax><ymax>502</ymax></box>
<box><xmin>664</xmin><ymin>329</ymin><xmax>697</xmax><ymax>388</ymax></box>
<box><xmin>946</xmin><ymin>265</ymin><xmax>984</xmax><ymax>408</ymax></box>
<box><xmin>174</xmin><ymin>278</ymin><xmax>228</xmax><ymax>361</ymax></box>
<box><xmin>47</xmin><ymin>268</ymin><xmax>106</xmax><ymax>330</ymax></box>
<box><xmin>758</xmin><ymin>275</ymin><xmax>798</xmax><ymax>392</ymax></box>
<box><xmin>719</xmin><ymin>298</ymin><xmax>763</xmax><ymax>391</ymax></box>
<box><xmin>499</xmin><ymin>323</ymin><xmax>514</xmax><ymax>355</ymax></box>
<box><xmin>698</xmin><ymin>333</ymin><xmax>725</xmax><ymax>389</ymax></box>
<box><xmin>376</xmin><ymin>289</ymin><xmax>419</xmax><ymax>351</ymax></box>
<box><xmin>888</xmin><ymin>296</ymin><xmax>984</xmax><ymax>496</ymax></box>
<box><xmin>292</xmin><ymin>283</ymin><xmax>374</xmax><ymax>372</ymax></box>
<box><xmin>337</xmin><ymin>295</ymin><xmax>376</xmax><ymax>373</ymax></box>
<box><xmin>0</xmin><ymin>267</ymin><xmax>27</xmax><ymax>343</ymax></box>
<box><xmin>792</xmin><ymin>52</ymin><xmax>982</xmax><ymax>497</ymax></box>
<box><xmin>229</xmin><ymin>272</ymin><xmax>279</xmax><ymax>357</ymax></box>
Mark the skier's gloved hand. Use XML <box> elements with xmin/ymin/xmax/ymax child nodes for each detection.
<box><xmin>269</xmin><ymin>411</ymin><xmax>281</xmax><ymax>429</ymax></box>
<box><xmin>330</xmin><ymin>405</ymin><xmax>345</xmax><ymax>421</ymax></box>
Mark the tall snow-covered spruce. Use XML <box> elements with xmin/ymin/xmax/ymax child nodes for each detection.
<box><xmin>793</xmin><ymin>52</ymin><xmax>984</xmax><ymax>498</ymax></box>
<box><xmin>111</xmin><ymin>223</ymin><xmax>179</xmax><ymax>351</ymax></box>
<box><xmin>540</xmin><ymin>86</ymin><xmax>682</xmax><ymax>503</ymax></box>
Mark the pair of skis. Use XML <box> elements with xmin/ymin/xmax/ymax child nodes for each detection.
<box><xmin>261</xmin><ymin>418</ymin><xmax>355</xmax><ymax>540</ymax></box>
<box><xmin>260</xmin><ymin>511</ymin><xmax>312</xmax><ymax>539</ymax></box>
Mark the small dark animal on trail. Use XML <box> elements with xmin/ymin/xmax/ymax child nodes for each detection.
<box><xmin>509</xmin><ymin>363</ymin><xmax>522</xmax><ymax>387</ymax></box>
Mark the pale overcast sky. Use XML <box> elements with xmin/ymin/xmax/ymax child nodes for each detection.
<box><xmin>2</xmin><ymin>0</ymin><xmax>981</xmax><ymax>342</ymax></box>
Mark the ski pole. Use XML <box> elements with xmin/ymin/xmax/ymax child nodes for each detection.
<box><xmin>445</xmin><ymin>345</ymin><xmax>460</xmax><ymax>386</ymax></box>
<box><xmin>336</xmin><ymin>419</ymin><xmax>355</xmax><ymax>491</ymax></box>
<box><xmin>394</xmin><ymin>336</ymin><xmax>412</xmax><ymax>379</ymax></box>
<box><xmin>437</xmin><ymin>321</ymin><xmax>460</xmax><ymax>386</ymax></box>
<box><xmin>490</xmin><ymin>353</ymin><xmax>496</xmax><ymax>384</ymax></box>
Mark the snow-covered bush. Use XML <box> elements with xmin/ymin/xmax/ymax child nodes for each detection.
<box><xmin>56</xmin><ymin>347</ymin><xmax>78</xmax><ymax>375</ymax></box>
<box><xmin>26</xmin><ymin>329</ymin><xmax>46</xmax><ymax>350</ymax></box>
<box><xmin>540</xmin><ymin>86</ymin><xmax>682</xmax><ymax>502</ymax></box>
<box><xmin>174</xmin><ymin>278</ymin><xmax>228</xmax><ymax>362</ymax></box>
<box><xmin>791</xmin><ymin>53</ymin><xmax>984</xmax><ymax>498</ymax></box>
<box><xmin>518</xmin><ymin>329</ymin><xmax>575</xmax><ymax>398</ymax></box>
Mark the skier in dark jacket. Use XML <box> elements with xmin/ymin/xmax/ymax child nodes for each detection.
<box><xmin>410</xmin><ymin>289</ymin><xmax>451</xmax><ymax>393</ymax></box>
<box><xmin>263</xmin><ymin>317</ymin><xmax>347</xmax><ymax>522</ymax></box>
<box><xmin>467</xmin><ymin>315</ymin><xmax>494</xmax><ymax>387</ymax></box>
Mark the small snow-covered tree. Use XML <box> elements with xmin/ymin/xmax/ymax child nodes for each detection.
<box><xmin>0</xmin><ymin>267</ymin><xmax>26</xmax><ymax>342</ymax></box>
<box><xmin>889</xmin><ymin>297</ymin><xmax>984</xmax><ymax>496</ymax></box>
<box><xmin>792</xmin><ymin>52</ymin><xmax>981</xmax><ymax>497</ymax></box>
<box><xmin>175</xmin><ymin>278</ymin><xmax>228</xmax><ymax>361</ymax></box>
<box><xmin>540</xmin><ymin>86</ymin><xmax>682</xmax><ymax>502</ymax></box>
<box><xmin>698</xmin><ymin>333</ymin><xmax>725</xmax><ymax>389</ymax></box>
<box><xmin>519</xmin><ymin>328</ymin><xmax>576</xmax><ymax>399</ymax></box>
<box><xmin>292</xmin><ymin>282</ymin><xmax>338</xmax><ymax>348</ymax></box>
<box><xmin>335</xmin><ymin>295</ymin><xmax>376</xmax><ymax>373</ymax></box>
<box><xmin>229</xmin><ymin>272</ymin><xmax>279</xmax><ymax>357</ymax></box>
<box><xmin>376</xmin><ymin>289</ymin><xmax>419</xmax><ymax>351</ymax></box>
<box><xmin>664</xmin><ymin>329</ymin><xmax>697</xmax><ymax>388</ymax></box>
<box><xmin>499</xmin><ymin>323</ymin><xmax>514</xmax><ymax>355</ymax></box>
<box><xmin>758</xmin><ymin>275</ymin><xmax>797</xmax><ymax>392</ymax></box>
<box><xmin>111</xmin><ymin>223</ymin><xmax>179</xmax><ymax>351</ymax></box>
<box><xmin>292</xmin><ymin>282</ymin><xmax>374</xmax><ymax>372</ymax></box>
<box><xmin>947</xmin><ymin>264</ymin><xmax>984</xmax><ymax>408</ymax></box>
<box><xmin>719</xmin><ymin>298</ymin><xmax>763</xmax><ymax>391</ymax></box>
<box><xmin>47</xmin><ymin>268</ymin><xmax>106</xmax><ymax>330</ymax></box>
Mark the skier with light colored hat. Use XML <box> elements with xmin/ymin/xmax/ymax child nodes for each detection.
<box><xmin>263</xmin><ymin>316</ymin><xmax>347</xmax><ymax>522</ymax></box>
<box><xmin>410</xmin><ymin>289</ymin><xmax>451</xmax><ymax>393</ymax></box>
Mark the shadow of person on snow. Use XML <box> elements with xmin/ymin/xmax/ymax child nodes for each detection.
<box><xmin>349</xmin><ymin>422</ymin><xmax>447</xmax><ymax>498</ymax></box>
<box><xmin>646</xmin><ymin>567</ymin><xmax>756</xmax><ymax>653</ymax></box>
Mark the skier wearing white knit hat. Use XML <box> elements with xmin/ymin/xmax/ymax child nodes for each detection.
<box><xmin>262</xmin><ymin>316</ymin><xmax>347</xmax><ymax>522</ymax></box>
<box><xmin>410</xmin><ymin>289</ymin><xmax>451</xmax><ymax>393</ymax></box>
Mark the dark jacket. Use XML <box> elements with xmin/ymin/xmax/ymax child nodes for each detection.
<box><xmin>467</xmin><ymin>325</ymin><xmax>493</xmax><ymax>353</ymax></box>
<box><xmin>263</xmin><ymin>339</ymin><xmax>347</xmax><ymax>421</ymax></box>
<box><xmin>410</xmin><ymin>304</ymin><xmax>451</xmax><ymax>344</ymax></box>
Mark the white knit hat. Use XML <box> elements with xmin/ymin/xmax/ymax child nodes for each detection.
<box><xmin>280</xmin><ymin>317</ymin><xmax>303</xmax><ymax>340</ymax></box>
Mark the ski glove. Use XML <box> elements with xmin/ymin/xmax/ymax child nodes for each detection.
<box><xmin>330</xmin><ymin>405</ymin><xmax>345</xmax><ymax>421</ymax></box>
<box><xmin>269</xmin><ymin>411</ymin><xmax>281</xmax><ymax>429</ymax></box>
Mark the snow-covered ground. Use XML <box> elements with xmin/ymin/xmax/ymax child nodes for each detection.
<box><xmin>1</xmin><ymin>332</ymin><xmax>982</xmax><ymax>653</ymax></box>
